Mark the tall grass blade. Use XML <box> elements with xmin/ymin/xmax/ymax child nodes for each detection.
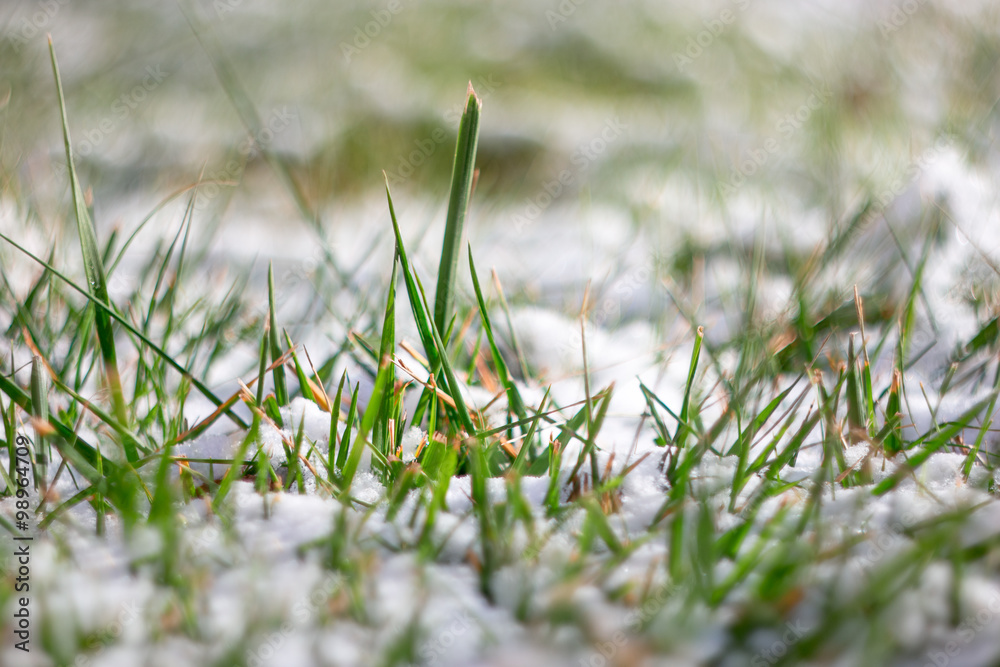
<box><xmin>433</xmin><ymin>84</ymin><xmax>481</xmax><ymax>336</ymax></box>
<box><xmin>48</xmin><ymin>38</ymin><xmax>134</xmax><ymax>461</ymax></box>
<box><xmin>268</xmin><ymin>264</ymin><xmax>288</xmax><ymax>408</ymax></box>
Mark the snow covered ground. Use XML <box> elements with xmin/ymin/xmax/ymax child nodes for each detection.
<box><xmin>2</xmin><ymin>0</ymin><xmax>1000</xmax><ymax>665</ymax></box>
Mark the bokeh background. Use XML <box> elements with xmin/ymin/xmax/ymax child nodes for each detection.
<box><xmin>2</xmin><ymin>0</ymin><xmax>1000</xmax><ymax>398</ymax></box>
<box><xmin>4</xmin><ymin>3</ymin><xmax>1000</xmax><ymax>666</ymax></box>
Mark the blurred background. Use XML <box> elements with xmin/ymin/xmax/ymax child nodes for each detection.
<box><xmin>2</xmin><ymin>0</ymin><xmax>999</xmax><ymax>385</ymax></box>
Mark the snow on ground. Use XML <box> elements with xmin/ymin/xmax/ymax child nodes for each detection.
<box><xmin>2</xmin><ymin>0</ymin><xmax>1000</xmax><ymax>665</ymax></box>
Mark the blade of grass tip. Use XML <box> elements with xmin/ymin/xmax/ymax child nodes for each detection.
<box><xmin>384</xmin><ymin>177</ymin><xmax>438</xmax><ymax>370</ymax></box>
<box><xmin>328</xmin><ymin>370</ymin><xmax>347</xmax><ymax>478</ymax></box>
<box><xmin>676</xmin><ymin>326</ymin><xmax>704</xmax><ymax>453</ymax></box>
<box><xmin>49</xmin><ymin>37</ymin><xmax>134</xmax><ymax>461</ymax></box>
<box><xmin>337</xmin><ymin>382</ymin><xmax>360</xmax><ymax>470</ymax></box>
<box><xmin>304</xmin><ymin>346</ymin><xmax>333</xmax><ymax>410</ymax></box>
<box><xmin>268</xmin><ymin>264</ymin><xmax>288</xmax><ymax>409</ymax></box>
<box><xmin>107</xmin><ymin>182</ymin><xmax>211</xmax><ymax>276</ymax></box>
<box><xmin>893</xmin><ymin>212</ymin><xmax>938</xmax><ymax>364</ymax></box>
<box><xmin>884</xmin><ymin>369</ymin><xmax>903</xmax><ymax>456</ymax></box>
<box><xmin>141</xmin><ymin>194</ymin><xmax>192</xmax><ymax>339</ymax></box>
<box><xmin>433</xmin><ymin>83</ymin><xmax>482</xmax><ymax>337</ymax></box>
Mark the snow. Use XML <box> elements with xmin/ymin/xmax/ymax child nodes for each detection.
<box><xmin>2</xmin><ymin>0</ymin><xmax>1000</xmax><ymax>664</ymax></box>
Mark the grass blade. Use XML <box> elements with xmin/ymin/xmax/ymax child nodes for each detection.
<box><xmin>268</xmin><ymin>264</ymin><xmax>288</xmax><ymax>408</ymax></box>
<box><xmin>433</xmin><ymin>84</ymin><xmax>482</xmax><ymax>336</ymax></box>
<box><xmin>30</xmin><ymin>356</ymin><xmax>49</xmax><ymax>490</ymax></box>
<box><xmin>48</xmin><ymin>37</ymin><xmax>134</xmax><ymax>461</ymax></box>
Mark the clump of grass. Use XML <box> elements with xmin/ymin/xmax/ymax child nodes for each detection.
<box><xmin>1</xmin><ymin>62</ymin><xmax>1000</xmax><ymax>667</ymax></box>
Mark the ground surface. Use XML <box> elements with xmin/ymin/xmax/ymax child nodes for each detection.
<box><xmin>2</xmin><ymin>1</ymin><xmax>1000</xmax><ymax>666</ymax></box>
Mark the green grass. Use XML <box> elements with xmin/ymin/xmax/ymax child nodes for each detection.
<box><xmin>2</xmin><ymin>17</ymin><xmax>1000</xmax><ymax>666</ymax></box>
